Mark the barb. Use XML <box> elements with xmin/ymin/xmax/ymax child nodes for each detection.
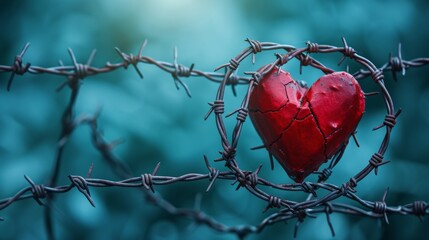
<box><xmin>352</xmin><ymin>43</ymin><xmax>429</xmax><ymax>80</ymax></box>
<box><xmin>1</xmin><ymin>171</ymin><xmax>428</xmax><ymax>235</ymax></box>
<box><xmin>1</xmin><ymin>41</ymin><xmax>427</xmax><ymax>91</ymax></box>
<box><xmin>205</xmin><ymin>37</ymin><xmax>428</xmax><ymax>237</ymax></box>
<box><xmin>114</xmin><ymin>40</ymin><xmax>146</xmax><ymax>79</ymax></box>
<box><xmin>1</xmin><ymin>41</ymin><xmax>252</xmax><ymax>93</ymax></box>
<box><xmin>6</xmin><ymin>42</ymin><xmax>31</xmax><ymax>91</ymax></box>
<box><xmin>1</xmin><ymin>39</ymin><xmax>429</xmax><ymax>239</ymax></box>
<box><xmin>171</xmin><ymin>47</ymin><xmax>194</xmax><ymax>97</ymax></box>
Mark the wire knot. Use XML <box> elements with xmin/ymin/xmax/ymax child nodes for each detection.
<box><xmin>232</xmin><ymin>165</ymin><xmax>261</xmax><ymax>190</ymax></box>
<box><xmin>212</xmin><ymin>100</ymin><xmax>225</xmax><ymax>115</ymax></box>
<box><xmin>12</xmin><ymin>55</ymin><xmax>31</xmax><ymax>76</ymax></box>
<box><xmin>301</xmin><ymin>54</ymin><xmax>312</xmax><ymax>66</ymax></box>
<box><xmin>226</xmin><ymin>107</ymin><xmax>247</xmax><ymax>121</ymax></box>
<box><xmin>74</xmin><ymin>63</ymin><xmax>89</xmax><ymax>79</ymax></box>
<box><xmin>171</xmin><ymin>54</ymin><xmax>194</xmax><ymax>97</ymax></box>
<box><xmin>246</xmin><ymin>38</ymin><xmax>262</xmax><ymax>54</ymax></box>
<box><xmin>339</xmin><ymin>183</ymin><xmax>350</xmax><ymax>196</ymax></box>
<box><xmin>236</xmin><ymin>108</ymin><xmax>248</xmax><ymax>122</ymax></box>
<box><xmin>383</xmin><ymin>114</ymin><xmax>397</xmax><ymax>128</ymax></box>
<box><xmin>70</xmin><ymin>175</ymin><xmax>89</xmax><ymax>192</ymax></box>
<box><xmin>390</xmin><ymin>56</ymin><xmax>404</xmax><ymax>73</ymax></box>
<box><xmin>208</xmin><ymin>167</ymin><xmax>219</xmax><ymax>182</ymax></box>
<box><xmin>141</xmin><ymin>173</ymin><xmax>154</xmax><ymax>193</ymax></box>
<box><xmin>296</xmin><ymin>209</ymin><xmax>316</xmax><ymax>222</ymax></box>
<box><xmin>129</xmin><ymin>53</ymin><xmax>140</xmax><ymax>67</ymax></box>
<box><xmin>275</xmin><ymin>53</ymin><xmax>289</xmax><ymax>66</ymax></box>
<box><xmin>173</xmin><ymin>63</ymin><xmax>194</xmax><ymax>78</ymax></box>
<box><xmin>69</xmin><ymin>175</ymin><xmax>95</xmax><ymax>207</ymax></box>
<box><xmin>229</xmin><ymin>58</ymin><xmax>239</xmax><ymax>71</ymax></box>
<box><xmin>318</xmin><ymin>168</ymin><xmax>332</xmax><ymax>182</ymax></box>
<box><xmin>301</xmin><ymin>182</ymin><xmax>317</xmax><ymax>197</ymax></box>
<box><xmin>371</xmin><ymin>69</ymin><xmax>384</xmax><ymax>83</ymax></box>
<box><xmin>30</xmin><ymin>183</ymin><xmax>47</xmax><ymax>200</ymax></box>
<box><xmin>66</xmin><ymin>48</ymin><xmax>96</xmax><ymax>81</ymax></box>
<box><xmin>343</xmin><ymin>46</ymin><xmax>356</xmax><ymax>58</ymax></box>
<box><xmin>373</xmin><ymin>110</ymin><xmax>401</xmax><ymax>131</ymax></box>
<box><xmin>246</xmin><ymin>171</ymin><xmax>259</xmax><ymax>187</ymax></box>
<box><xmin>341</xmin><ymin>37</ymin><xmax>356</xmax><ymax>58</ymax></box>
<box><xmin>114</xmin><ymin>47</ymin><xmax>144</xmax><ymax>79</ymax></box>
<box><xmin>244</xmin><ymin>71</ymin><xmax>263</xmax><ymax>83</ymax></box>
<box><xmin>24</xmin><ymin>175</ymin><xmax>46</xmax><ymax>205</ymax></box>
<box><xmin>222</xmin><ymin>147</ymin><xmax>236</xmax><ymax>160</ymax></box>
<box><xmin>369</xmin><ymin>152</ymin><xmax>383</xmax><ymax>167</ymax></box>
<box><xmin>6</xmin><ymin>43</ymin><xmax>31</xmax><ymax>91</ymax></box>
<box><xmin>263</xmin><ymin>196</ymin><xmax>282</xmax><ymax>213</ymax></box>
<box><xmin>226</xmin><ymin>73</ymin><xmax>240</xmax><ymax>96</ymax></box>
<box><xmin>306</xmin><ymin>41</ymin><xmax>319</xmax><ymax>53</ymax></box>
<box><xmin>203</xmin><ymin>156</ymin><xmax>220</xmax><ymax>192</ymax></box>
<box><xmin>120</xmin><ymin>53</ymin><xmax>139</xmax><ymax>69</ymax></box>
<box><xmin>226</xmin><ymin>73</ymin><xmax>239</xmax><ymax>85</ymax></box>
<box><xmin>233</xmin><ymin>170</ymin><xmax>249</xmax><ymax>190</ymax></box>
<box><xmin>389</xmin><ymin>43</ymin><xmax>406</xmax><ymax>81</ymax></box>
<box><xmin>413</xmin><ymin>201</ymin><xmax>427</xmax><ymax>220</ymax></box>
<box><xmin>325</xmin><ymin>202</ymin><xmax>333</xmax><ymax>214</ymax></box>
<box><xmin>204</xmin><ymin>100</ymin><xmax>225</xmax><ymax>120</ymax></box>
<box><xmin>373</xmin><ymin>201</ymin><xmax>387</xmax><ymax>214</ymax></box>
<box><xmin>369</xmin><ymin>152</ymin><xmax>389</xmax><ymax>175</ymax></box>
<box><xmin>142</xmin><ymin>162</ymin><xmax>160</xmax><ymax>193</ymax></box>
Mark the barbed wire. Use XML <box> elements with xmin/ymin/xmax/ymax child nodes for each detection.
<box><xmin>1</xmin><ymin>38</ymin><xmax>429</xmax><ymax>239</ymax></box>
<box><xmin>0</xmin><ymin>41</ymin><xmax>251</xmax><ymax>96</ymax></box>
<box><xmin>1</xmin><ymin>170</ymin><xmax>428</xmax><ymax>237</ymax></box>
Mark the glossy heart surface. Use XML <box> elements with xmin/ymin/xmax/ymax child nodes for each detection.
<box><xmin>248</xmin><ymin>67</ymin><xmax>365</xmax><ymax>182</ymax></box>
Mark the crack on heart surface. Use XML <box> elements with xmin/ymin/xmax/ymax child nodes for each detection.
<box><xmin>265</xmin><ymin>89</ymin><xmax>311</xmax><ymax>148</ymax></box>
<box><xmin>306</xmin><ymin>100</ymin><xmax>329</xmax><ymax>161</ymax></box>
<box><xmin>325</xmin><ymin>128</ymin><xmax>343</xmax><ymax>141</ymax></box>
<box><xmin>266</xmin><ymin>106</ymin><xmax>302</xmax><ymax>148</ymax></box>
<box><xmin>269</xmin><ymin>111</ymin><xmax>326</xmax><ymax>182</ymax></box>
<box><xmin>248</xmin><ymin>68</ymin><xmax>365</xmax><ymax>182</ymax></box>
<box><xmin>263</xmin><ymin>81</ymin><xmax>304</xmax><ymax>147</ymax></box>
<box><xmin>249</xmin><ymin>82</ymin><xmax>298</xmax><ymax>114</ymax></box>
<box><xmin>249</xmin><ymin>79</ymin><xmax>303</xmax><ymax>145</ymax></box>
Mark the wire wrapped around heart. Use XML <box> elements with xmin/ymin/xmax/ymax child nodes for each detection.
<box><xmin>210</xmin><ymin>37</ymin><xmax>397</xmax><ymax>192</ymax></box>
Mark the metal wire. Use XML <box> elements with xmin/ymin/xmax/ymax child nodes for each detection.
<box><xmin>0</xmin><ymin>41</ymin><xmax>251</xmax><ymax>95</ymax></box>
<box><xmin>1</xmin><ymin>38</ymin><xmax>428</xmax><ymax>239</ymax></box>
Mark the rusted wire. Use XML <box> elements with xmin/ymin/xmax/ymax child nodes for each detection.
<box><xmin>1</xmin><ymin>38</ymin><xmax>429</xmax><ymax>239</ymax></box>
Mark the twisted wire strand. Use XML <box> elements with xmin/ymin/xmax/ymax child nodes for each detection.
<box><xmin>1</xmin><ymin>38</ymin><xmax>429</xmax><ymax>239</ymax></box>
<box><xmin>0</xmin><ymin>40</ymin><xmax>251</xmax><ymax>94</ymax></box>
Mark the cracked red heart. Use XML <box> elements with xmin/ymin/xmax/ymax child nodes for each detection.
<box><xmin>249</xmin><ymin>67</ymin><xmax>365</xmax><ymax>182</ymax></box>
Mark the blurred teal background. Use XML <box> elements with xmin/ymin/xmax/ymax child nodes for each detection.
<box><xmin>1</xmin><ymin>0</ymin><xmax>429</xmax><ymax>239</ymax></box>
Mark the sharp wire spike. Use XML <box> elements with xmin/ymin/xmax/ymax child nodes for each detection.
<box><xmin>87</xmin><ymin>49</ymin><xmax>97</xmax><ymax>66</ymax></box>
<box><xmin>250</xmin><ymin>145</ymin><xmax>266</xmax><ymax>150</ymax></box>
<box><xmin>153</xmin><ymin>162</ymin><xmax>161</xmax><ymax>175</ymax></box>
<box><xmin>86</xmin><ymin>162</ymin><xmax>94</xmax><ymax>179</ymax></box>
<box><xmin>364</xmin><ymin>91</ymin><xmax>379</xmax><ymax>97</ymax></box>
<box><xmin>138</xmin><ymin>39</ymin><xmax>148</xmax><ymax>57</ymax></box>
<box><xmin>269</xmin><ymin>153</ymin><xmax>274</xmax><ymax>170</ymax></box>
<box><xmin>19</xmin><ymin>42</ymin><xmax>31</xmax><ymax>56</ymax></box>
<box><xmin>352</xmin><ymin>131</ymin><xmax>360</xmax><ymax>147</ymax></box>
<box><xmin>398</xmin><ymin>43</ymin><xmax>406</xmax><ymax>76</ymax></box>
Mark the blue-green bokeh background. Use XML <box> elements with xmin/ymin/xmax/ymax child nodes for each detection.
<box><xmin>1</xmin><ymin>1</ymin><xmax>429</xmax><ymax>239</ymax></box>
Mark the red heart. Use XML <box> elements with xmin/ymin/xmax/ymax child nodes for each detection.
<box><xmin>248</xmin><ymin>67</ymin><xmax>365</xmax><ymax>182</ymax></box>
